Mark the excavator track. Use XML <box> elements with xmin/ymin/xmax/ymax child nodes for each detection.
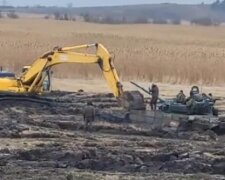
<box><xmin>0</xmin><ymin>93</ymin><xmax>54</xmax><ymax>106</ymax></box>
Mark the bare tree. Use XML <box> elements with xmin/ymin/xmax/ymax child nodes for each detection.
<box><xmin>152</xmin><ymin>19</ymin><xmax>168</xmax><ymax>24</ymax></box>
<box><xmin>54</xmin><ymin>12</ymin><xmax>61</xmax><ymax>20</ymax></box>
<box><xmin>191</xmin><ymin>17</ymin><xmax>213</xmax><ymax>26</ymax></box>
<box><xmin>134</xmin><ymin>17</ymin><xmax>148</xmax><ymax>24</ymax></box>
<box><xmin>63</xmin><ymin>13</ymin><xmax>69</xmax><ymax>21</ymax></box>
<box><xmin>7</xmin><ymin>11</ymin><xmax>19</xmax><ymax>19</ymax></box>
<box><xmin>171</xmin><ymin>18</ymin><xmax>181</xmax><ymax>25</ymax></box>
<box><xmin>82</xmin><ymin>13</ymin><xmax>91</xmax><ymax>22</ymax></box>
<box><xmin>44</xmin><ymin>15</ymin><xmax>50</xmax><ymax>19</ymax></box>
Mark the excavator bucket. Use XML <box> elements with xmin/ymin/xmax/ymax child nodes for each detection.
<box><xmin>122</xmin><ymin>91</ymin><xmax>146</xmax><ymax>110</ymax></box>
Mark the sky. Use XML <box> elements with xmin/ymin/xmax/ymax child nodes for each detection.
<box><xmin>6</xmin><ymin>0</ymin><xmax>217</xmax><ymax>7</ymax></box>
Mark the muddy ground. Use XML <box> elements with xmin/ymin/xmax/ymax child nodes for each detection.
<box><xmin>0</xmin><ymin>91</ymin><xmax>225</xmax><ymax>180</ymax></box>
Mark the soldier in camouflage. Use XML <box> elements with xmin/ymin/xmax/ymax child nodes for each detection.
<box><xmin>83</xmin><ymin>101</ymin><xmax>96</xmax><ymax>131</ymax></box>
<box><xmin>149</xmin><ymin>84</ymin><xmax>159</xmax><ymax>111</ymax></box>
<box><xmin>176</xmin><ymin>90</ymin><xmax>186</xmax><ymax>104</ymax></box>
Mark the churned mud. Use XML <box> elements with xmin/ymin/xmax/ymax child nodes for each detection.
<box><xmin>0</xmin><ymin>91</ymin><xmax>225</xmax><ymax>180</ymax></box>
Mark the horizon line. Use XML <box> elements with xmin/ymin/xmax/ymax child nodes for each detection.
<box><xmin>1</xmin><ymin>2</ymin><xmax>213</xmax><ymax>8</ymax></box>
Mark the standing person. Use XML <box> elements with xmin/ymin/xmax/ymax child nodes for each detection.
<box><xmin>186</xmin><ymin>91</ymin><xmax>196</xmax><ymax>114</ymax></box>
<box><xmin>176</xmin><ymin>90</ymin><xmax>186</xmax><ymax>104</ymax></box>
<box><xmin>208</xmin><ymin>93</ymin><xmax>216</xmax><ymax>104</ymax></box>
<box><xmin>186</xmin><ymin>91</ymin><xmax>194</xmax><ymax>103</ymax></box>
<box><xmin>83</xmin><ymin>101</ymin><xmax>95</xmax><ymax>131</ymax></box>
<box><xmin>149</xmin><ymin>84</ymin><xmax>159</xmax><ymax>110</ymax></box>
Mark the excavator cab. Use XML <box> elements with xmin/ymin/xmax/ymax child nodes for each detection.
<box><xmin>42</xmin><ymin>69</ymin><xmax>51</xmax><ymax>91</ymax></box>
<box><xmin>22</xmin><ymin>66</ymin><xmax>31</xmax><ymax>73</ymax></box>
<box><xmin>22</xmin><ymin>66</ymin><xmax>51</xmax><ymax>92</ymax></box>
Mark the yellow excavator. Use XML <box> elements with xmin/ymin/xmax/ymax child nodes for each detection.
<box><xmin>0</xmin><ymin>43</ymin><xmax>145</xmax><ymax>110</ymax></box>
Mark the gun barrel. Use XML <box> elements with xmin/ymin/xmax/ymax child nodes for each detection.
<box><xmin>130</xmin><ymin>81</ymin><xmax>165</xmax><ymax>103</ymax></box>
<box><xmin>130</xmin><ymin>81</ymin><xmax>151</xmax><ymax>95</ymax></box>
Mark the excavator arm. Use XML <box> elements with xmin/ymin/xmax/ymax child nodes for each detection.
<box><xmin>20</xmin><ymin>44</ymin><xmax>123</xmax><ymax>98</ymax></box>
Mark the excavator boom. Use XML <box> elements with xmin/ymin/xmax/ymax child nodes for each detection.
<box><xmin>20</xmin><ymin>44</ymin><xmax>122</xmax><ymax>97</ymax></box>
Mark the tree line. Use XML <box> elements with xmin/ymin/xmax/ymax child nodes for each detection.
<box><xmin>0</xmin><ymin>11</ymin><xmax>19</xmax><ymax>19</ymax></box>
<box><xmin>211</xmin><ymin>0</ymin><xmax>225</xmax><ymax>10</ymax></box>
<box><xmin>52</xmin><ymin>11</ymin><xmax>222</xmax><ymax>26</ymax></box>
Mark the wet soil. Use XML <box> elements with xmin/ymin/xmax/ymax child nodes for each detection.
<box><xmin>0</xmin><ymin>91</ymin><xmax>225</xmax><ymax>180</ymax></box>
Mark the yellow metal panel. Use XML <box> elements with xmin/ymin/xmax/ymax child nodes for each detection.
<box><xmin>97</xmin><ymin>44</ymin><xmax>122</xmax><ymax>97</ymax></box>
<box><xmin>0</xmin><ymin>78</ymin><xmax>24</xmax><ymax>92</ymax></box>
<box><xmin>21</xmin><ymin>58</ymin><xmax>48</xmax><ymax>84</ymax></box>
<box><xmin>48</xmin><ymin>52</ymin><xmax>99</xmax><ymax>66</ymax></box>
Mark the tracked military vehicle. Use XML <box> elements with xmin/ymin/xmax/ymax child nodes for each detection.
<box><xmin>130</xmin><ymin>82</ymin><xmax>217</xmax><ymax>116</ymax></box>
<box><xmin>158</xmin><ymin>86</ymin><xmax>217</xmax><ymax>116</ymax></box>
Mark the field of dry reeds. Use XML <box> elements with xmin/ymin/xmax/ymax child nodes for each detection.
<box><xmin>0</xmin><ymin>18</ymin><xmax>225</xmax><ymax>85</ymax></box>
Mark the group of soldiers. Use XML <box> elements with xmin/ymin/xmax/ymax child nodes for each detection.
<box><xmin>176</xmin><ymin>89</ymin><xmax>214</xmax><ymax>106</ymax></box>
<box><xmin>148</xmin><ymin>84</ymin><xmax>215</xmax><ymax>111</ymax></box>
<box><xmin>82</xmin><ymin>84</ymin><xmax>215</xmax><ymax>130</ymax></box>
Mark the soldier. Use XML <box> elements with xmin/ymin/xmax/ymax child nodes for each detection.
<box><xmin>208</xmin><ymin>93</ymin><xmax>213</xmax><ymax>100</ymax></box>
<box><xmin>186</xmin><ymin>91</ymin><xmax>194</xmax><ymax>103</ymax></box>
<box><xmin>208</xmin><ymin>93</ymin><xmax>216</xmax><ymax>103</ymax></box>
<box><xmin>202</xmin><ymin>93</ymin><xmax>214</xmax><ymax>102</ymax></box>
<box><xmin>149</xmin><ymin>84</ymin><xmax>159</xmax><ymax>110</ymax></box>
<box><xmin>186</xmin><ymin>91</ymin><xmax>197</xmax><ymax>114</ymax></box>
<box><xmin>176</xmin><ymin>90</ymin><xmax>186</xmax><ymax>104</ymax></box>
<box><xmin>83</xmin><ymin>101</ymin><xmax>95</xmax><ymax>131</ymax></box>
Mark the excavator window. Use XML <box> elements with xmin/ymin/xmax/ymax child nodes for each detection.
<box><xmin>22</xmin><ymin>66</ymin><xmax>31</xmax><ymax>73</ymax></box>
<box><xmin>0</xmin><ymin>72</ymin><xmax>16</xmax><ymax>78</ymax></box>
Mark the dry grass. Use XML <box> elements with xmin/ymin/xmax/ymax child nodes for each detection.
<box><xmin>1</xmin><ymin>18</ymin><xmax>225</xmax><ymax>85</ymax></box>
<box><xmin>52</xmin><ymin>78</ymin><xmax>225</xmax><ymax>99</ymax></box>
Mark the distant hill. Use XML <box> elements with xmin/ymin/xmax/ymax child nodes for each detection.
<box><xmin>5</xmin><ymin>2</ymin><xmax>225</xmax><ymax>25</ymax></box>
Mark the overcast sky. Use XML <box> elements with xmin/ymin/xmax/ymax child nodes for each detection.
<box><xmin>6</xmin><ymin>0</ymin><xmax>216</xmax><ymax>7</ymax></box>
